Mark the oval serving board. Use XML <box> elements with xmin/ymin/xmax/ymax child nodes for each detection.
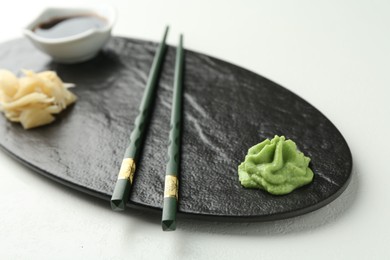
<box><xmin>0</xmin><ymin>37</ymin><xmax>352</xmax><ymax>221</ymax></box>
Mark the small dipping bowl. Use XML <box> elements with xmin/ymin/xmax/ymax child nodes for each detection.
<box><xmin>24</xmin><ymin>5</ymin><xmax>116</xmax><ymax>63</ymax></box>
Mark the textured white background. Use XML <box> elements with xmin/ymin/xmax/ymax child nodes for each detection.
<box><xmin>0</xmin><ymin>0</ymin><xmax>389</xmax><ymax>259</ymax></box>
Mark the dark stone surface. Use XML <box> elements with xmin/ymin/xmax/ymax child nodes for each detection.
<box><xmin>0</xmin><ymin>37</ymin><xmax>352</xmax><ymax>221</ymax></box>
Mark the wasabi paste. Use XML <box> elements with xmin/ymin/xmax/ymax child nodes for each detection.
<box><xmin>238</xmin><ymin>135</ymin><xmax>314</xmax><ymax>195</ymax></box>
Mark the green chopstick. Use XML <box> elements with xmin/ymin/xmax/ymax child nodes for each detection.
<box><xmin>161</xmin><ymin>34</ymin><xmax>184</xmax><ymax>231</ymax></box>
<box><xmin>110</xmin><ymin>26</ymin><xmax>169</xmax><ymax>211</ymax></box>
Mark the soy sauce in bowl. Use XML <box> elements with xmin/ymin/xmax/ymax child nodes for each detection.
<box><xmin>24</xmin><ymin>5</ymin><xmax>116</xmax><ymax>63</ymax></box>
<box><xmin>33</xmin><ymin>14</ymin><xmax>107</xmax><ymax>39</ymax></box>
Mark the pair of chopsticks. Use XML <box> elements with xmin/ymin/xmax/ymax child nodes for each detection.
<box><xmin>110</xmin><ymin>26</ymin><xmax>184</xmax><ymax>231</ymax></box>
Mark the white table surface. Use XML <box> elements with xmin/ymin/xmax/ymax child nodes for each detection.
<box><xmin>1</xmin><ymin>0</ymin><xmax>389</xmax><ymax>259</ymax></box>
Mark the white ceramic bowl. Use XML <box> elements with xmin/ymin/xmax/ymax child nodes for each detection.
<box><xmin>24</xmin><ymin>5</ymin><xmax>116</xmax><ymax>63</ymax></box>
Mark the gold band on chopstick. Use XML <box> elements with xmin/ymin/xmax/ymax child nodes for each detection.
<box><xmin>164</xmin><ymin>175</ymin><xmax>179</xmax><ymax>200</ymax></box>
<box><xmin>118</xmin><ymin>158</ymin><xmax>136</xmax><ymax>183</ymax></box>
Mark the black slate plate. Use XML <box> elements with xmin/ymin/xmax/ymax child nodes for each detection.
<box><xmin>0</xmin><ymin>37</ymin><xmax>352</xmax><ymax>221</ymax></box>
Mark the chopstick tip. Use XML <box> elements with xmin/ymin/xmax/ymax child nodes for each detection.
<box><xmin>162</xmin><ymin>220</ymin><xmax>177</xmax><ymax>231</ymax></box>
<box><xmin>110</xmin><ymin>199</ymin><xmax>126</xmax><ymax>211</ymax></box>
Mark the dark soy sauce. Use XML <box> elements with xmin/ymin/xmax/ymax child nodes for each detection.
<box><xmin>33</xmin><ymin>14</ymin><xmax>107</xmax><ymax>39</ymax></box>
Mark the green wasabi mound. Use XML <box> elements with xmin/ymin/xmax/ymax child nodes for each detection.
<box><xmin>238</xmin><ymin>135</ymin><xmax>314</xmax><ymax>195</ymax></box>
